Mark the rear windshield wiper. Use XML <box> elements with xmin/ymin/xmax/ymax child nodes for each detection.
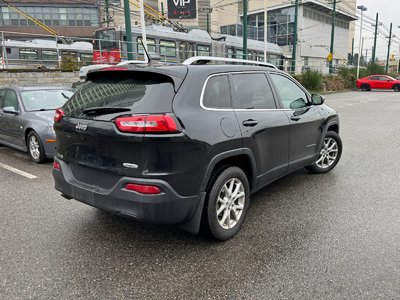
<box><xmin>82</xmin><ymin>107</ymin><xmax>131</xmax><ymax>116</ymax></box>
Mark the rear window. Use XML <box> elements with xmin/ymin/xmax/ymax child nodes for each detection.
<box><xmin>63</xmin><ymin>72</ymin><xmax>175</xmax><ymax>118</ymax></box>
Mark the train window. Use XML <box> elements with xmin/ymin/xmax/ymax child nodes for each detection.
<box><xmin>6</xmin><ymin>48</ymin><xmax>11</xmax><ymax>54</ymax></box>
<box><xmin>42</xmin><ymin>50</ymin><xmax>58</xmax><ymax>61</ymax></box>
<box><xmin>20</xmin><ymin>49</ymin><xmax>38</xmax><ymax>60</ymax></box>
<box><xmin>179</xmin><ymin>42</ymin><xmax>194</xmax><ymax>60</ymax></box>
<box><xmin>197</xmin><ymin>45</ymin><xmax>210</xmax><ymax>56</ymax></box>
<box><xmin>236</xmin><ymin>50</ymin><xmax>244</xmax><ymax>59</ymax></box>
<box><xmin>80</xmin><ymin>53</ymin><xmax>92</xmax><ymax>63</ymax></box>
<box><xmin>137</xmin><ymin>38</ymin><xmax>156</xmax><ymax>54</ymax></box>
<box><xmin>62</xmin><ymin>52</ymin><xmax>77</xmax><ymax>62</ymax></box>
<box><xmin>227</xmin><ymin>48</ymin><xmax>234</xmax><ymax>58</ymax></box>
<box><xmin>160</xmin><ymin>40</ymin><xmax>176</xmax><ymax>57</ymax></box>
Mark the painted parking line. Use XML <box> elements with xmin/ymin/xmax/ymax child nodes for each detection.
<box><xmin>0</xmin><ymin>162</ymin><xmax>37</xmax><ymax>179</ymax></box>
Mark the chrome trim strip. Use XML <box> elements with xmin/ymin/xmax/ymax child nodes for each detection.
<box><xmin>200</xmin><ymin>72</ymin><xmax>291</xmax><ymax>112</ymax></box>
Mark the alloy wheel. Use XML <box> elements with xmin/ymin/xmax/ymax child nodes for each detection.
<box><xmin>216</xmin><ymin>178</ymin><xmax>245</xmax><ymax>229</ymax></box>
<box><xmin>29</xmin><ymin>135</ymin><xmax>41</xmax><ymax>160</ymax></box>
<box><xmin>316</xmin><ymin>137</ymin><xmax>338</xmax><ymax>169</ymax></box>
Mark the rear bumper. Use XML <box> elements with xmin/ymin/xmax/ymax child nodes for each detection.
<box><xmin>52</xmin><ymin>159</ymin><xmax>205</xmax><ymax>230</ymax></box>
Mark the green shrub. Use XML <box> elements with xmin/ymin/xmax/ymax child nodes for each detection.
<box><xmin>299</xmin><ymin>70</ymin><xmax>323</xmax><ymax>92</ymax></box>
<box><xmin>60</xmin><ymin>55</ymin><xmax>79</xmax><ymax>71</ymax></box>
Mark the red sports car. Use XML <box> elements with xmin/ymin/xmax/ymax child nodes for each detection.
<box><xmin>356</xmin><ymin>75</ymin><xmax>400</xmax><ymax>92</ymax></box>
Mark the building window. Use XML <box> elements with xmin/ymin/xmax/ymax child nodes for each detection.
<box><xmin>0</xmin><ymin>6</ymin><xmax>99</xmax><ymax>27</ymax></box>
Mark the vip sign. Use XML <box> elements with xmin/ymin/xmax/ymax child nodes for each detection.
<box><xmin>168</xmin><ymin>0</ymin><xmax>196</xmax><ymax>18</ymax></box>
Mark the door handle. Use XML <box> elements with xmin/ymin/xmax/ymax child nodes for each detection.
<box><xmin>290</xmin><ymin>116</ymin><xmax>301</xmax><ymax>121</ymax></box>
<box><xmin>242</xmin><ymin>119</ymin><xmax>258</xmax><ymax>127</ymax></box>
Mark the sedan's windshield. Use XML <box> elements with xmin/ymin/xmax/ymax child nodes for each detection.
<box><xmin>21</xmin><ymin>90</ymin><xmax>73</xmax><ymax>111</ymax></box>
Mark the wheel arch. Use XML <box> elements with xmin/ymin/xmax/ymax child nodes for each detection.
<box><xmin>24</xmin><ymin>127</ymin><xmax>36</xmax><ymax>146</ymax></box>
<box><xmin>200</xmin><ymin>149</ymin><xmax>257</xmax><ymax>193</ymax></box>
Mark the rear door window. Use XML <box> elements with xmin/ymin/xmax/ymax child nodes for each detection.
<box><xmin>63</xmin><ymin>72</ymin><xmax>175</xmax><ymax>118</ymax></box>
<box><xmin>231</xmin><ymin>73</ymin><xmax>276</xmax><ymax>109</ymax></box>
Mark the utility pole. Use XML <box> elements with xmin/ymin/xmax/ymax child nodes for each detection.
<box><xmin>139</xmin><ymin>0</ymin><xmax>147</xmax><ymax>53</ymax></box>
<box><xmin>124</xmin><ymin>0</ymin><xmax>134</xmax><ymax>60</ymax></box>
<box><xmin>372</xmin><ymin>13</ymin><xmax>378</xmax><ymax>63</ymax></box>
<box><xmin>351</xmin><ymin>38</ymin><xmax>354</xmax><ymax>65</ymax></box>
<box><xmin>329</xmin><ymin>0</ymin><xmax>337</xmax><ymax>74</ymax></box>
<box><xmin>243</xmin><ymin>0</ymin><xmax>248</xmax><ymax>59</ymax></box>
<box><xmin>105</xmin><ymin>0</ymin><xmax>110</xmax><ymax>26</ymax></box>
<box><xmin>385</xmin><ymin>22</ymin><xmax>392</xmax><ymax>73</ymax></box>
<box><xmin>356</xmin><ymin>5</ymin><xmax>367</xmax><ymax>79</ymax></box>
<box><xmin>264</xmin><ymin>0</ymin><xmax>268</xmax><ymax>63</ymax></box>
<box><xmin>291</xmin><ymin>0</ymin><xmax>299</xmax><ymax>73</ymax></box>
<box><xmin>207</xmin><ymin>12</ymin><xmax>210</xmax><ymax>34</ymax></box>
<box><xmin>205</xmin><ymin>8</ymin><xmax>212</xmax><ymax>34</ymax></box>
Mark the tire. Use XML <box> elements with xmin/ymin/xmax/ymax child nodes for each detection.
<box><xmin>393</xmin><ymin>84</ymin><xmax>400</xmax><ymax>92</ymax></box>
<box><xmin>307</xmin><ymin>131</ymin><xmax>342</xmax><ymax>174</ymax></box>
<box><xmin>360</xmin><ymin>84</ymin><xmax>370</xmax><ymax>91</ymax></box>
<box><xmin>27</xmin><ymin>131</ymin><xmax>46</xmax><ymax>163</ymax></box>
<box><xmin>204</xmin><ymin>166</ymin><xmax>250</xmax><ymax>241</ymax></box>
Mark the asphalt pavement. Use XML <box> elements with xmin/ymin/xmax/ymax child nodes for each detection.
<box><xmin>1</xmin><ymin>90</ymin><xmax>400</xmax><ymax>299</ymax></box>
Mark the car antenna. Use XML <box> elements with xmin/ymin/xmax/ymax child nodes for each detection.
<box><xmin>140</xmin><ymin>39</ymin><xmax>151</xmax><ymax>64</ymax></box>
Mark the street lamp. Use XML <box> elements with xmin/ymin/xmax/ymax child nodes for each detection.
<box><xmin>356</xmin><ymin>5</ymin><xmax>367</xmax><ymax>79</ymax></box>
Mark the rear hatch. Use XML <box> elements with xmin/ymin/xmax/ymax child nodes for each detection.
<box><xmin>54</xmin><ymin>67</ymin><xmax>186</xmax><ymax>188</ymax></box>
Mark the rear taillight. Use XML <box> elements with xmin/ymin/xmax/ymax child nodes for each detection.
<box><xmin>125</xmin><ymin>183</ymin><xmax>161</xmax><ymax>194</ymax></box>
<box><xmin>53</xmin><ymin>161</ymin><xmax>61</xmax><ymax>170</ymax></box>
<box><xmin>54</xmin><ymin>108</ymin><xmax>65</xmax><ymax>123</ymax></box>
<box><xmin>101</xmin><ymin>67</ymin><xmax>127</xmax><ymax>71</ymax></box>
<box><xmin>115</xmin><ymin>114</ymin><xmax>178</xmax><ymax>133</ymax></box>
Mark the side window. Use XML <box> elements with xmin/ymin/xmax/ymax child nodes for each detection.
<box><xmin>4</xmin><ymin>90</ymin><xmax>19</xmax><ymax>111</ymax></box>
<box><xmin>369</xmin><ymin>76</ymin><xmax>379</xmax><ymax>80</ymax></box>
<box><xmin>202</xmin><ymin>75</ymin><xmax>231</xmax><ymax>109</ymax></box>
<box><xmin>270</xmin><ymin>74</ymin><xmax>308</xmax><ymax>109</ymax></box>
<box><xmin>0</xmin><ymin>90</ymin><xmax>7</xmax><ymax>109</ymax></box>
<box><xmin>231</xmin><ymin>73</ymin><xmax>276</xmax><ymax>109</ymax></box>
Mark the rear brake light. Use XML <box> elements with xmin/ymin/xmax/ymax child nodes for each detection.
<box><xmin>115</xmin><ymin>115</ymin><xmax>178</xmax><ymax>133</ymax></box>
<box><xmin>53</xmin><ymin>161</ymin><xmax>61</xmax><ymax>170</ymax></box>
<box><xmin>125</xmin><ymin>183</ymin><xmax>161</xmax><ymax>194</ymax></box>
<box><xmin>54</xmin><ymin>108</ymin><xmax>65</xmax><ymax>123</ymax></box>
<box><xmin>101</xmin><ymin>67</ymin><xmax>127</xmax><ymax>71</ymax></box>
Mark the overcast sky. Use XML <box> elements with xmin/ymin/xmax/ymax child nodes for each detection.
<box><xmin>355</xmin><ymin>0</ymin><xmax>400</xmax><ymax>60</ymax></box>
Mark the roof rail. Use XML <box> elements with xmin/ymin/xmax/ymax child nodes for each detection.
<box><xmin>182</xmin><ymin>56</ymin><xmax>278</xmax><ymax>69</ymax></box>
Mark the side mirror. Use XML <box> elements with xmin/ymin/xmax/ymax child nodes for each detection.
<box><xmin>289</xmin><ymin>98</ymin><xmax>307</xmax><ymax>109</ymax></box>
<box><xmin>3</xmin><ymin>106</ymin><xmax>19</xmax><ymax>115</ymax></box>
<box><xmin>311</xmin><ymin>94</ymin><xmax>325</xmax><ymax>105</ymax></box>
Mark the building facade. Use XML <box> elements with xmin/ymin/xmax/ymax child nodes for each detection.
<box><xmin>219</xmin><ymin>0</ymin><xmax>357</xmax><ymax>73</ymax></box>
<box><xmin>0</xmin><ymin>0</ymin><xmax>100</xmax><ymax>39</ymax></box>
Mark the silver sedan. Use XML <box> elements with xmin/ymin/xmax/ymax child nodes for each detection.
<box><xmin>0</xmin><ymin>86</ymin><xmax>73</xmax><ymax>163</ymax></box>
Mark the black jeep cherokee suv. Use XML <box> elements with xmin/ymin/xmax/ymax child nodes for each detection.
<box><xmin>52</xmin><ymin>59</ymin><xmax>342</xmax><ymax>240</ymax></box>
